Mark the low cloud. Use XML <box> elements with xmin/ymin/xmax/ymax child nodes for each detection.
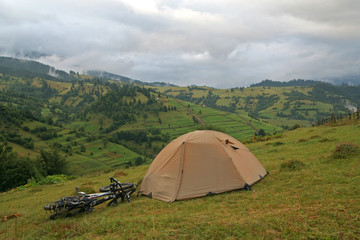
<box><xmin>0</xmin><ymin>0</ymin><xmax>359</xmax><ymax>87</ymax></box>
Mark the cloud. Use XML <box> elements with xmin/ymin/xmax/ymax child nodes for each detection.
<box><xmin>0</xmin><ymin>0</ymin><xmax>359</xmax><ymax>87</ymax></box>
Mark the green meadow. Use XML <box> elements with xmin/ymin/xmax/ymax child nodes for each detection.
<box><xmin>1</xmin><ymin>120</ymin><xmax>359</xmax><ymax>239</ymax></box>
<box><xmin>155</xmin><ymin>85</ymin><xmax>348</xmax><ymax>128</ymax></box>
<box><xmin>2</xmin><ymin>68</ymin><xmax>356</xmax><ymax>178</ymax></box>
<box><xmin>1</xmin><ymin>59</ymin><xmax>359</xmax><ymax>239</ymax></box>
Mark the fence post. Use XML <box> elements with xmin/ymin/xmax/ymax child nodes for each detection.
<box><xmin>331</xmin><ymin>113</ymin><xmax>336</xmax><ymax>123</ymax></box>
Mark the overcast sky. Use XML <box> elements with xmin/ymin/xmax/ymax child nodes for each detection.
<box><xmin>1</xmin><ymin>0</ymin><xmax>359</xmax><ymax>87</ymax></box>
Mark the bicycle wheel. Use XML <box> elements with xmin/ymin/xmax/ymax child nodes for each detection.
<box><xmin>99</xmin><ymin>183</ymin><xmax>134</xmax><ymax>192</ymax></box>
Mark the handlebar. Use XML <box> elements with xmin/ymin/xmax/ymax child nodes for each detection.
<box><xmin>110</xmin><ymin>177</ymin><xmax>134</xmax><ymax>202</ymax></box>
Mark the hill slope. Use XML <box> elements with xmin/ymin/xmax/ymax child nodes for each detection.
<box><xmin>1</xmin><ymin>120</ymin><xmax>359</xmax><ymax>239</ymax></box>
<box><xmin>0</xmin><ymin>56</ymin><xmax>75</xmax><ymax>82</ymax></box>
<box><xmin>0</xmin><ymin>57</ymin><xmax>280</xmax><ymax>178</ymax></box>
<box><xmin>1</xmin><ymin>56</ymin><xmax>359</xmax><ymax>186</ymax></box>
<box><xmin>155</xmin><ymin>83</ymin><xmax>360</xmax><ymax>127</ymax></box>
<box><xmin>87</xmin><ymin>70</ymin><xmax>177</xmax><ymax>87</ymax></box>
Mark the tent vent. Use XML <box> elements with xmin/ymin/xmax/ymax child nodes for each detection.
<box><xmin>244</xmin><ymin>183</ymin><xmax>251</xmax><ymax>191</ymax></box>
<box><xmin>231</xmin><ymin>146</ymin><xmax>239</xmax><ymax>150</ymax></box>
<box><xmin>259</xmin><ymin>174</ymin><xmax>263</xmax><ymax>179</ymax></box>
<box><xmin>148</xmin><ymin>192</ymin><xmax>152</xmax><ymax>198</ymax></box>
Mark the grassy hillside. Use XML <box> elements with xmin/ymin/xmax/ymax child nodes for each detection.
<box><xmin>1</xmin><ymin>120</ymin><xmax>359</xmax><ymax>239</ymax></box>
<box><xmin>1</xmin><ymin>74</ymin><xmax>280</xmax><ymax>177</ymax></box>
<box><xmin>155</xmin><ymin>84</ymin><xmax>359</xmax><ymax>127</ymax></box>
<box><xmin>1</xmin><ymin>57</ymin><xmax>359</xmax><ymax>188</ymax></box>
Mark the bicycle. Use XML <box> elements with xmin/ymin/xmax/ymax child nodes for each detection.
<box><xmin>44</xmin><ymin>177</ymin><xmax>136</xmax><ymax>219</ymax></box>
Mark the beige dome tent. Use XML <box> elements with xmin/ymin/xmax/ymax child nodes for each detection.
<box><xmin>140</xmin><ymin>130</ymin><xmax>268</xmax><ymax>202</ymax></box>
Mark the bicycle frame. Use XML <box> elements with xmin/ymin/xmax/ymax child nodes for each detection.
<box><xmin>44</xmin><ymin>177</ymin><xmax>136</xmax><ymax>219</ymax></box>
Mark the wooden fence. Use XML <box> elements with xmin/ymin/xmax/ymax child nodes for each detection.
<box><xmin>314</xmin><ymin>108</ymin><xmax>360</xmax><ymax>126</ymax></box>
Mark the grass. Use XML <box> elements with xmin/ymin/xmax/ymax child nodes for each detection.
<box><xmin>155</xmin><ymin>85</ymin><xmax>344</xmax><ymax>128</ymax></box>
<box><xmin>1</xmin><ymin>120</ymin><xmax>359</xmax><ymax>239</ymax></box>
<box><xmin>5</xmin><ymin>76</ymin><xmax>336</xmax><ymax>178</ymax></box>
<box><xmin>64</xmin><ymin>140</ymin><xmax>142</xmax><ymax>175</ymax></box>
<box><xmin>331</xmin><ymin>142</ymin><xmax>360</xmax><ymax>159</ymax></box>
<box><xmin>280</xmin><ymin>160</ymin><xmax>306</xmax><ymax>171</ymax></box>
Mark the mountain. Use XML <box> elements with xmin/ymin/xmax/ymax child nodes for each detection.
<box><xmin>1</xmin><ymin>56</ymin><xmax>360</xmax><ymax>191</ymax></box>
<box><xmin>1</xmin><ymin>56</ymin><xmax>280</xmax><ymax>189</ymax></box>
<box><xmin>87</xmin><ymin>70</ymin><xmax>177</xmax><ymax>87</ymax></box>
<box><xmin>0</xmin><ymin>56</ymin><xmax>75</xmax><ymax>82</ymax></box>
<box><xmin>251</xmin><ymin>78</ymin><xmax>360</xmax><ymax>87</ymax></box>
<box><xmin>250</xmin><ymin>79</ymin><xmax>324</xmax><ymax>87</ymax></box>
<box><xmin>327</xmin><ymin>75</ymin><xmax>360</xmax><ymax>86</ymax></box>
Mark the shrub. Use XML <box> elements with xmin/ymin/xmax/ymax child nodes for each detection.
<box><xmin>80</xmin><ymin>144</ymin><xmax>86</xmax><ymax>152</ymax></box>
<box><xmin>319</xmin><ymin>138</ymin><xmax>331</xmax><ymax>142</ymax></box>
<box><xmin>243</xmin><ymin>133</ymin><xmax>283</xmax><ymax>144</ymax></box>
<box><xmin>38</xmin><ymin>132</ymin><xmax>56</xmax><ymax>140</ymax></box>
<box><xmin>39</xmin><ymin>174</ymin><xmax>71</xmax><ymax>185</ymax></box>
<box><xmin>257</xmin><ymin>129</ymin><xmax>267</xmax><ymax>136</ymax></box>
<box><xmin>273</xmin><ymin>141</ymin><xmax>284</xmax><ymax>147</ymax></box>
<box><xmin>331</xmin><ymin>142</ymin><xmax>360</xmax><ymax>159</ymax></box>
<box><xmin>291</xmin><ymin>124</ymin><xmax>301</xmax><ymax>130</ymax></box>
<box><xmin>14</xmin><ymin>174</ymin><xmax>73</xmax><ymax>190</ymax></box>
<box><xmin>280</xmin><ymin>160</ymin><xmax>306</xmax><ymax>171</ymax></box>
<box><xmin>134</xmin><ymin>157</ymin><xmax>145</xmax><ymax>166</ymax></box>
<box><xmin>39</xmin><ymin>148</ymin><xmax>66</xmax><ymax>175</ymax></box>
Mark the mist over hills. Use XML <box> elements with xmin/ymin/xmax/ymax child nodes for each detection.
<box><xmin>86</xmin><ymin>70</ymin><xmax>177</xmax><ymax>87</ymax></box>
<box><xmin>0</xmin><ymin>56</ymin><xmax>74</xmax><ymax>82</ymax></box>
<box><xmin>2</xmin><ymin>56</ymin><xmax>360</xmax><ymax>88</ymax></box>
<box><xmin>1</xmin><ymin>55</ymin><xmax>360</xmax><ymax>192</ymax></box>
<box><xmin>0</xmin><ymin>56</ymin><xmax>177</xmax><ymax>87</ymax></box>
<box><xmin>1</xmin><ymin>1</ymin><xmax>359</xmax><ymax>236</ymax></box>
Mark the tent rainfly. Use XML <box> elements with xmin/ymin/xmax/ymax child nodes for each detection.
<box><xmin>140</xmin><ymin>130</ymin><xmax>268</xmax><ymax>202</ymax></box>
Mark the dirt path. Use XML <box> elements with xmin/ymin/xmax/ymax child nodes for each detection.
<box><xmin>176</xmin><ymin>100</ymin><xmax>205</xmax><ymax>125</ymax></box>
<box><xmin>237</xmin><ymin>113</ymin><xmax>258</xmax><ymax>132</ymax></box>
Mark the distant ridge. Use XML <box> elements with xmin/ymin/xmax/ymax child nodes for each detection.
<box><xmin>0</xmin><ymin>56</ymin><xmax>177</xmax><ymax>87</ymax></box>
<box><xmin>0</xmin><ymin>56</ymin><xmax>74</xmax><ymax>82</ymax></box>
<box><xmin>87</xmin><ymin>70</ymin><xmax>177</xmax><ymax>87</ymax></box>
<box><xmin>250</xmin><ymin>79</ymin><xmax>325</xmax><ymax>87</ymax></box>
<box><xmin>87</xmin><ymin>70</ymin><xmax>137</xmax><ymax>83</ymax></box>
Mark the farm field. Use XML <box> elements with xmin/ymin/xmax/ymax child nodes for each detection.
<box><xmin>1</xmin><ymin>120</ymin><xmax>359</xmax><ymax>239</ymax></box>
<box><xmin>1</xmin><ymin>70</ymin><xmax>281</xmax><ymax>176</ymax></box>
<box><xmin>155</xmin><ymin>85</ymin><xmax>350</xmax><ymax>128</ymax></box>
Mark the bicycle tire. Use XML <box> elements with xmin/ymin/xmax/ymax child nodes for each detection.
<box><xmin>99</xmin><ymin>183</ymin><xmax>135</xmax><ymax>192</ymax></box>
